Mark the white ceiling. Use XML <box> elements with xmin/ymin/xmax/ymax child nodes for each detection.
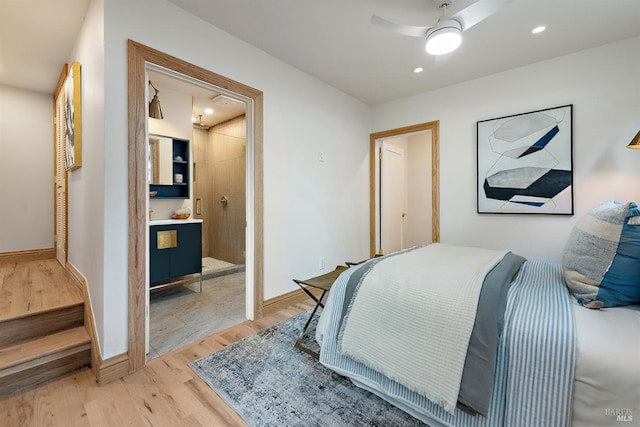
<box><xmin>148</xmin><ymin>70</ymin><xmax>247</xmax><ymax>128</ymax></box>
<box><xmin>2</xmin><ymin>0</ymin><xmax>639</xmax><ymax>107</ymax></box>
<box><xmin>0</xmin><ymin>0</ymin><xmax>90</xmax><ymax>94</ymax></box>
<box><xmin>166</xmin><ymin>0</ymin><xmax>640</xmax><ymax>105</ymax></box>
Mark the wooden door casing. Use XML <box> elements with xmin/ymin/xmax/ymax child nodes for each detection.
<box><xmin>54</xmin><ymin>65</ymin><xmax>69</xmax><ymax>267</ymax></box>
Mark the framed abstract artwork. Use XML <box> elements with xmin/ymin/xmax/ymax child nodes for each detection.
<box><xmin>477</xmin><ymin>104</ymin><xmax>573</xmax><ymax>215</ymax></box>
<box><xmin>64</xmin><ymin>62</ymin><xmax>82</xmax><ymax>171</ymax></box>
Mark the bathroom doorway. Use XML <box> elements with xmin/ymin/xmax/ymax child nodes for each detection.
<box><xmin>126</xmin><ymin>39</ymin><xmax>264</xmax><ymax>372</ymax></box>
<box><xmin>145</xmin><ymin>69</ymin><xmax>249</xmax><ymax>359</ymax></box>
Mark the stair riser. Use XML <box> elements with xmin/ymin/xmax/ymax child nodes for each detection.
<box><xmin>0</xmin><ymin>347</ymin><xmax>90</xmax><ymax>399</ymax></box>
<box><xmin>0</xmin><ymin>305</ymin><xmax>84</xmax><ymax>348</ymax></box>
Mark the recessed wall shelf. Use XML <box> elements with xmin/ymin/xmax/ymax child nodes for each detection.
<box><xmin>149</xmin><ymin>136</ymin><xmax>190</xmax><ymax>199</ymax></box>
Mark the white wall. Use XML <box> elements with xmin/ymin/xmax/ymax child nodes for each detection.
<box><xmin>372</xmin><ymin>36</ymin><xmax>640</xmax><ymax>262</ymax></box>
<box><xmin>66</xmin><ymin>0</ymin><xmax>107</xmax><ymax>354</ymax></box>
<box><xmin>0</xmin><ymin>85</ymin><xmax>54</xmax><ymax>252</ymax></box>
<box><xmin>78</xmin><ymin>0</ymin><xmax>640</xmax><ymax>360</ymax></box>
<box><xmin>92</xmin><ymin>0</ymin><xmax>370</xmax><ymax>357</ymax></box>
<box><xmin>148</xmin><ymin>86</ymin><xmax>192</xmax><ymax>141</ymax></box>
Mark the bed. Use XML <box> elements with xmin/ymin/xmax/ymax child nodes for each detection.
<box><xmin>316</xmin><ymin>242</ymin><xmax>640</xmax><ymax>427</ymax></box>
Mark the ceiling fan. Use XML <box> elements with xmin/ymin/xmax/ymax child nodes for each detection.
<box><xmin>371</xmin><ymin>0</ymin><xmax>514</xmax><ymax>55</ymax></box>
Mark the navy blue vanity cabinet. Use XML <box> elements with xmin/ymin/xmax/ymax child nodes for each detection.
<box><xmin>149</xmin><ymin>222</ymin><xmax>202</xmax><ymax>286</ymax></box>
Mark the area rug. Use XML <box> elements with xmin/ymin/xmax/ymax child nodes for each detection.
<box><xmin>189</xmin><ymin>310</ymin><xmax>424</xmax><ymax>426</ymax></box>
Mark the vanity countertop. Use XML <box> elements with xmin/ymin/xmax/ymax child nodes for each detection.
<box><xmin>149</xmin><ymin>218</ymin><xmax>203</xmax><ymax>226</ymax></box>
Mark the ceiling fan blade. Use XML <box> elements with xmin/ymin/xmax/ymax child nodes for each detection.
<box><xmin>371</xmin><ymin>14</ymin><xmax>432</xmax><ymax>38</ymax></box>
<box><xmin>450</xmin><ymin>0</ymin><xmax>514</xmax><ymax>31</ymax></box>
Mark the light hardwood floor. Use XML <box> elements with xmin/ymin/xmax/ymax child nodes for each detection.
<box><xmin>0</xmin><ymin>260</ymin><xmax>83</xmax><ymax>321</ymax></box>
<box><xmin>0</xmin><ymin>301</ymin><xmax>314</xmax><ymax>426</ymax></box>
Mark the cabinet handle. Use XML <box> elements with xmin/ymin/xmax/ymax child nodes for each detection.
<box><xmin>157</xmin><ymin>230</ymin><xmax>177</xmax><ymax>249</ymax></box>
<box><xmin>219</xmin><ymin>195</ymin><xmax>228</xmax><ymax>206</ymax></box>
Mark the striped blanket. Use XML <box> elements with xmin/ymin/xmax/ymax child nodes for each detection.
<box><xmin>319</xmin><ymin>260</ymin><xmax>576</xmax><ymax>427</ymax></box>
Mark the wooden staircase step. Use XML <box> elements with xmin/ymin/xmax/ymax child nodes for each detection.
<box><xmin>0</xmin><ymin>260</ymin><xmax>92</xmax><ymax>399</ymax></box>
<box><xmin>0</xmin><ymin>327</ymin><xmax>91</xmax><ymax>398</ymax></box>
<box><xmin>0</xmin><ymin>326</ymin><xmax>90</xmax><ymax>373</ymax></box>
<box><xmin>0</xmin><ymin>303</ymin><xmax>84</xmax><ymax>348</ymax></box>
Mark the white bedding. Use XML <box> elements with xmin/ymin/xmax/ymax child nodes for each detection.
<box><xmin>317</xmin><ymin>261</ymin><xmax>640</xmax><ymax>427</ymax></box>
<box><xmin>571</xmin><ymin>299</ymin><xmax>640</xmax><ymax>427</ymax></box>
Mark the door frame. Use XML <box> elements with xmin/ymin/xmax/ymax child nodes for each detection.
<box><xmin>53</xmin><ymin>64</ymin><xmax>69</xmax><ymax>267</ymax></box>
<box><xmin>127</xmin><ymin>40</ymin><xmax>264</xmax><ymax>373</ymax></box>
<box><xmin>370</xmin><ymin>121</ymin><xmax>440</xmax><ymax>257</ymax></box>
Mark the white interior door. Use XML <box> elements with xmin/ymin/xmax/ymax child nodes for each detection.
<box><xmin>55</xmin><ymin>83</ymin><xmax>67</xmax><ymax>266</ymax></box>
<box><xmin>372</xmin><ymin>125</ymin><xmax>437</xmax><ymax>258</ymax></box>
<box><xmin>380</xmin><ymin>142</ymin><xmax>406</xmax><ymax>254</ymax></box>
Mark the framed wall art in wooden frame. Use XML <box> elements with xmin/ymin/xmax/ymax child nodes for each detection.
<box><xmin>64</xmin><ymin>62</ymin><xmax>82</xmax><ymax>171</ymax></box>
<box><xmin>477</xmin><ymin>104</ymin><xmax>573</xmax><ymax>215</ymax></box>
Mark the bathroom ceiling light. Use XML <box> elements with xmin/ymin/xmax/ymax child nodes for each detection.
<box><xmin>413</xmin><ymin>67</ymin><xmax>424</xmax><ymax>73</ymax></box>
<box><xmin>211</xmin><ymin>94</ymin><xmax>243</xmax><ymax>107</ymax></box>
<box><xmin>148</xmin><ymin>81</ymin><xmax>163</xmax><ymax>120</ymax></box>
<box><xmin>204</xmin><ymin>107</ymin><xmax>214</xmax><ymax>115</ymax></box>
<box><xmin>425</xmin><ymin>21</ymin><xmax>462</xmax><ymax>55</ymax></box>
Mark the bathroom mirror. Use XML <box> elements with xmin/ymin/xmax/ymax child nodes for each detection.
<box><xmin>149</xmin><ymin>135</ymin><xmax>173</xmax><ymax>185</ymax></box>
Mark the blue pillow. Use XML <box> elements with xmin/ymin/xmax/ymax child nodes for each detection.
<box><xmin>562</xmin><ymin>200</ymin><xmax>640</xmax><ymax>308</ymax></box>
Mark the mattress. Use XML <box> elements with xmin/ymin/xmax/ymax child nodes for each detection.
<box><xmin>571</xmin><ymin>298</ymin><xmax>640</xmax><ymax>426</ymax></box>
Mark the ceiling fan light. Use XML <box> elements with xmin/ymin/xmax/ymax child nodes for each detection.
<box><xmin>425</xmin><ymin>26</ymin><xmax>462</xmax><ymax>55</ymax></box>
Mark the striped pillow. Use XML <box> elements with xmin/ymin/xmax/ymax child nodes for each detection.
<box><xmin>562</xmin><ymin>200</ymin><xmax>640</xmax><ymax>308</ymax></box>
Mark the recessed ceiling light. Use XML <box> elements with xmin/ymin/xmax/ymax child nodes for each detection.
<box><xmin>191</xmin><ymin>116</ymin><xmax>196</xmax><ymax>122</ymax></box>
<box><xmin>531</xmin><ymin>25</ymin><xmax>546</xmax><ymax>34</ymax></box>
<box><xmin>413</xmin><ymin>67</ymin><xmax>424</xmax><ymax>74</ymax></box>
<box><xmin>204</xmin><ymin>107</ymin><xmax>214</xmax><ymax>115</ymax></box>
